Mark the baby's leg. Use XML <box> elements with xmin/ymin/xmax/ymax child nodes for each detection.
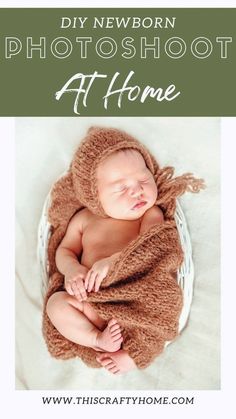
<box><xmin>46</xmin><ymin>291</ymin><xmax>123</xmax><ymax>352</ymax></box>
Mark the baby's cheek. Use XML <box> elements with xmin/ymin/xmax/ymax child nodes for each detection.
<box><xmin>154</xmin><ymin>185</ymin><xmax>158</xmax><ymax>199</ymax></box>
<box><xmin>147</xmin><ymin>181</ymin><xmax>157</xmax><ymax>197</ymax></box>
<box><xmin>100</xmin><ymin>192</ymin><xmax>113</xmax><ymax>209</ymax></box>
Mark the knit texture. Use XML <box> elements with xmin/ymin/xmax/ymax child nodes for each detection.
<box><xmin>42</xmin><ymin>126</ymin><xmax>205</xmax><ymax>369</ymax></box>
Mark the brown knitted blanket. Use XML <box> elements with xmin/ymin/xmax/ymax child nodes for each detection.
<box><xmin>42</xmin><ymin>165</ymin><xmax>204</xmax><ymax>369</ymax></box>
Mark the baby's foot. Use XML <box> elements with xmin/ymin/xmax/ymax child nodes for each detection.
<box><xmin>95</xmin><ymin>319</ymin><xmax>123</xmax><ymax>353</ymax></box>
<box><xmin>96</xmin><ymin>349</ymin><xmax>137</xmax><ymax>375</ymax></box>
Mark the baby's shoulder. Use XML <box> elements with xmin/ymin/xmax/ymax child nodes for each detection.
<box><xmin>143</xmin><ymin>205</ymin><xmax>164</xmax><ymax>222</ymax></box>
<box><xmin>140</xmin><ymin>205</ymin><xmax>164</xmax><ymax>233</ymax></box>
<box><xmin>68</xmin><ymin>207</ymin><xmax>93</xmax><ymax>232</ymax></box>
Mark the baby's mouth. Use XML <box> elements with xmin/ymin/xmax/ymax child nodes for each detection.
<box><xmin>131</xmin><ymin>200</ymin><xmax>147</xmax><ymax>211</ymax></box>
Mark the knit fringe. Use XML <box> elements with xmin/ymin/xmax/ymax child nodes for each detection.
<box><xmin>154</xmin><ymin>167</ymin><xmax>205</xmax><ymax>217</ymax></box>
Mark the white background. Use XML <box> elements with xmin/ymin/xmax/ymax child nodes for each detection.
<box><xmin>0</xmin><ymin>0</ymin><xmax>236</xmax><ymax>418</ymax></box>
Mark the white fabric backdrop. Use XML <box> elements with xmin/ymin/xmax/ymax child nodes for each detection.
<box><xmin>15</xmin><ymin>117</ymin><xmax>220</xmax><ymax>390</ymax></box>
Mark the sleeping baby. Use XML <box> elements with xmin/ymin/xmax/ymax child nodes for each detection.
<box><xmin>46</xmin><ymin>144</ymin><xmax>164</xmax><ymax>375</ymax></box>
<box><xmin>44</xmin><ymin>126</ymin><xmax>204</xmax><ymax>372</ymax></box>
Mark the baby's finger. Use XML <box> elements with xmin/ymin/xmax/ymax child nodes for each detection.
<box><xmin>71</xmin><ymin>281</ymin><xmax>80</xmax><ymax>297</ymax></box>
<box><xmin>84</xmin><ymin>270</ymin><xmax>91</xmax><ymax>290</ymax></box>
<box><xmin>65</xmin><ymin>282</ymin><xmax>74</xmax><ymax>296</ymax></box>
<box><xmin>71</xmin><ymin>282</ymin><xmax>86</xmax><ymax>301</ymax></box>
<box><xmin>94</xmin><ymin>275</ymin><xmax>104</xmax><ymax>292</ymax></box>
<box><xmin>88</xmin><ymin>271</ymin><xmax>98</xmax><ymax>292</ymax></box>
<box><xmin>79</xmin><ymin>284</ymin><xmax>87</xmax><ymax>301</ymax></box>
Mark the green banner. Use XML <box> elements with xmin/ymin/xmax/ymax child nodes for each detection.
<box><xmin>0</xmin><ymin>8</ymin><xmax>235</xmax><ymax>116</ymax></box>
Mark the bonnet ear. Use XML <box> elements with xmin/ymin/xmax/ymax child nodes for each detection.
<box><xmin>87</xmin><ymin>126</ymin><xmax>101</xmax><ymax>134</ymax></box>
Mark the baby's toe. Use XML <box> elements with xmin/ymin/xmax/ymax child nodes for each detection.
<box><xmin>107</xmin><ymin>365</ymin><xmax>120</xmax><ymax>374</ymax></box>
<box><xmin>111</xmin><ymin>328</ymin><xmax>122</xmax><ymax>338</ymax></box>
<box><xmin>101</xmin><ymin>359</ymin><xmax>114</xmax><ymax>368</ymax></box>
<box><xmin>113</xmin><ymin>337</ymin><xmax>123</xmax><ymax>350</ymax></box>
<box><xmin>96</xmin><ymin>352</ymin><xmax>117</xmax><ymax>367</ymax></box>
<box><xmin>105</xmin><ymin>360</ymin><xmax>116</xmax><ymax>369</ymax></box>
<box><xmin>110</xmin><ymin>324</ymin><xmax>121</xmax><ymax>334</ymax></box>
<box><xmin>108</xmin><ymin>318</ymin><xmax>119</xmax><ymax>329</ymax></box>
<box><xmin>112</xmin><ymin>332</ymin><xmax>122</xmax><ymax>342</ymax></box>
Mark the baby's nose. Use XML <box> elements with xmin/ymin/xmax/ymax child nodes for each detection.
<box><xmin>129</xmin><ymin>184</ymin><xmax>143</xmax><ymax>197</ymax></box>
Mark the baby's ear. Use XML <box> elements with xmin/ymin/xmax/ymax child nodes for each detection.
<box><xmin>87</xmin><ymin>126</ymin><xmax>102</xmax><ymax>134</ymax></box>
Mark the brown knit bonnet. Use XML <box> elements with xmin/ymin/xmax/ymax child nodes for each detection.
<box><xmin>48</xmin><ymin>126</ymin><xmax>204</xmax><ymax>234</ymax></box>
<box><xmin>71</xmin><ymin>126</ymin><xmax>159</xmax><ymax>217</ymax></box>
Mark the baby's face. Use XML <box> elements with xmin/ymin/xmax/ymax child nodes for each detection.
<box><xmin>96</xmin><ymin>149</ymin><xmax>157</xmax><ymax>220</ymax></box>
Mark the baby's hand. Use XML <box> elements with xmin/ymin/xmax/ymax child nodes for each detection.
<box><xmin>84</xmin><ymin>257</ymin><xmax>113</xmax><ymax>293</ymax></box>
<box><xmin>64</xmin><ymin>264</ymin><xmax>88</xmax><ymax>302</ymax></box>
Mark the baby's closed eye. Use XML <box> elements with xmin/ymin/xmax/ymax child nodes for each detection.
<box><xmin>140</xmin><ymin>177</ymin><xmax>151</xmax><ymax>183</ymax></box>
<box><xmin>114</xmin><ymin>185</ymin><xmax>127</xmax><ymax>193</ymax></box>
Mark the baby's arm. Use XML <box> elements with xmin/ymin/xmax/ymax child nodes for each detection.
<box><xmin>140</xmin><ymin>205</ymin><xmax>164</xmax><ymax>234</ymax></box>
<box><xmin>56</xmin><ymin>209</ymin><xmax>88</xmax><ymax>302</ymax></box>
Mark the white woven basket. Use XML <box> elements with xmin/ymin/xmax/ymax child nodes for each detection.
<box><xmin>37</xmin><ymin>183</ymin><xmax>194</xmax><ymax>334</ymax></box>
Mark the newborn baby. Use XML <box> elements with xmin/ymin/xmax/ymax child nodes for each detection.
<box><xmin>46</xmin><ymin>147</ymin><xmax>164</xmax><ymax>374</ymax></box>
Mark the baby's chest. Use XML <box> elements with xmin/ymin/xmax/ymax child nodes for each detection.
<box><xmin>82</xmin><ymin>218</ymin><xmax>140</xmax><ymax>250</ymax></box>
